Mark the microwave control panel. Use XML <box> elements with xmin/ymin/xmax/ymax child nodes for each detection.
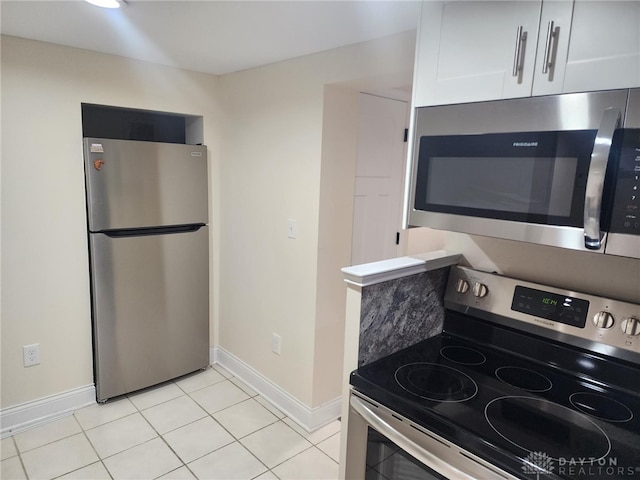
<box><xmin>610</xmin><ymin>128</ymin><xmax>640</xmax><ymax>234</ymax></box>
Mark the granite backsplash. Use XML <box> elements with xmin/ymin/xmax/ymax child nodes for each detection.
<box><xmin>358</xmin><ymin>266</ymin><xmax>450</xmax><ymax>367</ymax></box>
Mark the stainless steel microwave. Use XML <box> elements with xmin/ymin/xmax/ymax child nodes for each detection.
<box><xmin>407</xmin><ymin>89</ymin><xmax>640</xmax><ymax>259</ymax></box>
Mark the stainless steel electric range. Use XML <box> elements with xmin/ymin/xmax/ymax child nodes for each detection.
<box><xmin>346</xmin><ymin>266</ymin><xmax>640</xmax><ymax>480</ymax></box>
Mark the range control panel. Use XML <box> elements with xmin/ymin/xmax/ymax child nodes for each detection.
<box><xmin>511</xmin><ymin>286</ymin><xmax>590</xmax><ymax>329</ymax></box>
<box><xmin>445</xmin><ymin>266</ymin><xmax>640</xmax><ymax>360</ymax></box>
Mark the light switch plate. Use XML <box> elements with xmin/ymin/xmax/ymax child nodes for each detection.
<box><xmin>287</xmin><ymin>219</ymin><xmax>297</xmax><ymax>239</ymax></box>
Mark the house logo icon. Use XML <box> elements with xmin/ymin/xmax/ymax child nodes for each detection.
<box><xmin>522</xmin><ymin>451</ymin><xmax>555</xmax><ymax>479</ymax></box>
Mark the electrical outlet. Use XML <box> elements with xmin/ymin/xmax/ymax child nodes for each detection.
<box><xmin>23</xmin><ymin>344</ymin><xmax>40</xmax><ymax>367</ymax></box>
<box><xmin>272</xmin><ymin>334</ymin><xmax>281</xmax><ymax>355</ymax></box>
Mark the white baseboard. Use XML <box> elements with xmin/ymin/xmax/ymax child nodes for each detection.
<box><xmin>1</xmin><ymin>350</ymin><xmax>342</xmax><ymax>438</ymax></box>
<box><xmin>212</xmin><ymin>346</ymin><xmax>341</xmax><ymax>432</ymax></box>
<box><xmin>0</xmin><ymin>385</ymin><xmax>96</xmax><ymax>439</ymax></box>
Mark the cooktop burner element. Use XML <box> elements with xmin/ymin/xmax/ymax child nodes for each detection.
<box><xmin>485</xmin><ymin>396</ymin><xmax>612</xmax><ymax>462</ymax></box>
<box><xmin>440</xmin><ymin>345</ymin><xmax>486</xmax><ymax>365</ymax></box>
<box><xmin>569</xmin><ymin>392</ymin><xmax>634</xmax><ymax>423</ymax></box>
<box><xmin>495</xmin><ymin>366</ymin><xmax>553</xmax><ymax>392</ymax></box>
<box><xmin>394</xmin><ymin>362</ymin><xmax>478</xmax><ymax>402</ymax></box>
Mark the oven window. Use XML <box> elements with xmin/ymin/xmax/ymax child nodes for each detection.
<box><xmin>366</xmin><ymin>428</ymin><xmax>448</xmax><ymax>480</ymax></box>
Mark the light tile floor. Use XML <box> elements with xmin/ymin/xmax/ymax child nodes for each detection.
<box><xmin>1</xmin><ymin>365</ymin><xmax>341</xmax><ymax>480</ymax></box>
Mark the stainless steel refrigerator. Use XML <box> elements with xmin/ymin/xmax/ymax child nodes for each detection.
<box><xmin>83</xmin><ymin>138</ymin><xmax>209</xmax><ymax>402</ymax></box>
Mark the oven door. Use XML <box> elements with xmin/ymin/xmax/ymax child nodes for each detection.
<box><xmin>345</xmin><ymin>393</ymin><xmax>519</xmax><ymax>480</ymax></box>
<box><xmin>365</xmin><ymin>428</ymin><xmax>446</xmax><ymax>480</ymax></box>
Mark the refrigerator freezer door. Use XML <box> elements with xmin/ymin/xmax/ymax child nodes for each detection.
<box><xmin>90</xmin><ymin>226</ymin><xmax>209</xmax><ymax>401</ymax></box>
<box><xmin>84</xmin><ymin>138</ymin><xmax>208</xmax><ymax>231</ymax></box>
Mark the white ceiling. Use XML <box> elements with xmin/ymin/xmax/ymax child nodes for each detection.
<box><xmin>0</xmin><ymin>0</ymin><xmax>421</xmax><ymax>75</ymax></box>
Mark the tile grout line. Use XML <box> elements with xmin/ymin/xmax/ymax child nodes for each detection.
<box><xmin>68</xmin><ymin>427</ymin><xmax>114</xmax><ymax>480</ymax></box>
<box><xmin>7</xmin><ymin>435</ymin><xmax>30</xmax><ymax>480</ymax></box>
<box><xmin>4</xmin><ymin>367</ymin><xmax>340</xmax><ymax>480</ymax></box>
<box><xmin>235</xmin><ymin>418</ymin><xmax>305</xmax><ymax>476</ymax></box>
<box><xmin>176</xmin><ymin>374</ymin><xmax>277</xmax><ymax>479</ymax></box>
<box><xmin>178</xmin><ymin>382</ymin><xmax>318</xmax><ymax>479</ymax></box>
<box><xmin>127</xmin><ymin>380</ymin><xmax>191</xmax><ymax>479</ymax></box>
<box><xmin>72</xmin><ymin>402</ymin><xmax>118</xmax><ymax>480</ymax></box>
<box><xmin>12</xmin><ymin>414</ymin><xmax>104</xmax><ymax>480</ymax></box>
<box><xmin>5</xmin><ymin>370</ymin><xmax>225</xmax><ymax>479</ymax></box>
<box><xmin>314</xmin><ymin>442</ymin><xmax>341</xmax><ymax>466</ymax></box>
<box><xmin>153</xmin><ymin>372</ymin><xmax>275</xmax><ymax>479</ymax></box>
<box><xmin>117</xmin><ymin>372</ymin><xmax>242</xmax><ymax>476</ymax></box>
<box><xmin>92</xmin><ymin>380</ymin><xmax>205</xmax><ymax>479</ymax></box>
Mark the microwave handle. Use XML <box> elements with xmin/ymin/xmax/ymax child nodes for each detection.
<box><xmin>584</xmin><ymin>107</ymin><xmax>621</xmax><ymax>250</ymax></box>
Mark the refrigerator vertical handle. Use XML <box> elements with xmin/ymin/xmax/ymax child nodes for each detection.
<box><xmin>584</xmin><ymin>107</ymin><xmax>621</xmax><ymax>250</ymax></box>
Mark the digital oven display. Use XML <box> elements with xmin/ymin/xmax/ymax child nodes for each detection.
<box><xmin>511</xmin><ymin>286</ymin><xmax>589</xmax><ymax>328</ymax></box>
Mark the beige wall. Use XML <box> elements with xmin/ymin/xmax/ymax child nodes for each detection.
<box><xmin>314</xmin><ymin>86</ymin><xmax>359</xmax><ymax>406</ymax></box>
<box><xmin>216</xmin><ymin>31</ymin><xmax>416</xmax><ymax>407</ymax></box>
<box><xmin>1</xmin><ymin>31</ymin><xmax>416</xmax><ymax>412</ymax></box>
<box><xmin>404</xmin><ymin>228</ymin><xmax>640</xmax><ymax>304</ymax></box>
<box><xmin>1</xmin><ymin>35</ymin><xmax>221</xmax><ymax>408</ymax></box>
<box><xmin>4</xmin><ymin>25</ymin><xmax>633</xmax><ymax>421</ymax></box>
<box><xmin>445</xmin><ymin>232</ymin><xmax>640</xmax><ymax>304</ymax></box>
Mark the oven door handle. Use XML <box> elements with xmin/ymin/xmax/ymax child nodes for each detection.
<box><xmin>584</xmin><ymin>107</ymin><xmax>621</xmax><ymax>250</ymax></box>
<box><xmin>350</xmin><ymin>395</ymin><xmax>479</xmax><ymax>480</ymax></box>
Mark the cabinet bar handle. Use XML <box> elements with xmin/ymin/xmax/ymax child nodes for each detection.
<box><xmin>542</xmin><ymin>21</ymin><xmax>557</xmax><ymax>74</ymax></box>
<box><xmin>512</xmin><ymin>26</ymin><xmax>527</xmax><ymax>77</ymax></box>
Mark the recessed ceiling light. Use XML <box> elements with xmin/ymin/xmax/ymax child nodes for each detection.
<box><xmin>85</xmin><ymin>0</ymin><xmax>123</xmax><ymax>9</ymax></box>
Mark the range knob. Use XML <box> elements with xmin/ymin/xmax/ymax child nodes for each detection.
<box><xmin>455</xmin><ymin>278</ymin><xmax>470</xmax><ymax>294</ymax></box>
<box><xmin>592</xmin><ymin>311</ymin><xmax>615</xmax><ymax>329</ymax></box>
<box><xmin>472</xmin><ymin>282</ymin><xmax>489</xmax><ymax>298</ymax></box>
<box><xmin>621</xmin><ymin>317</ymin><xmax>640</xmax><ymax>336</ymax></box>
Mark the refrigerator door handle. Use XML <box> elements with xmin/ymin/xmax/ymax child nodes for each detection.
<box><xmin>101</xmin><ymin>223</ymin><xmax>206</xmax><ymax>238</ymax></box>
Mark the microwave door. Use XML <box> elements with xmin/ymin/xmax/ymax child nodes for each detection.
<box><xmin>408</xmin><ymin>89</ymin><xmax>634</xmax><ymax>254</ymax></box>
<box><xmin>410</xmin><ymin>129</ymin><xmax>597</xmax><ymax>251</ymax></box>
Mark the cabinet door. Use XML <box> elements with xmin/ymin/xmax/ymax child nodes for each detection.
<box><xmin>562</xmin><ymin>0</ymin><xmax>640</xmax><ymax>93</ymax></box>
<box><xmin>414</xmin><ymin>1</ymin><xmax>542</xmax><ymax>106</ymax></box>
<box><xmin>531</xmin><ymin>1</ymin><xmax>574</xmax><ymax>96</ymax></box>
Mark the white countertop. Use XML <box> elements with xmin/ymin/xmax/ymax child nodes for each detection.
<box><xmin>341</xmin><ymin>250</ymin><xmax>461</xmax><ymax>287</ymax></box>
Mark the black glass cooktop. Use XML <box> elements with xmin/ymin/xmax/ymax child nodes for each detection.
<box><xmin>351</xmin><ymin>314</ymin><xmax>640</xmax><ymax>480</ymax></box>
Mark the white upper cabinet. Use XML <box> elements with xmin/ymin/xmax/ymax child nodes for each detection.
<box><xmin>414</xmin><ymin>1</ymin><xmax>544</xmax><ymax>106</ymax></box>
<box><xmin>414</xmin><ymin>1</ymin><xmax>640</xmax><ymax>106</ymax></box>
<box><xmin>558</xmin><ymin>0</ymin><xmax>640</xmax><ymax>94</ymax></box>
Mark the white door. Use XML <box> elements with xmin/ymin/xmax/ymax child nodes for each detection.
<box><xmin>560</xmin><ymin>0</ymin><xmax>640</xmax><ymax>93</ymax></box>
<box><xmin>351</xmin><ymin>93</ymin><xmax>408</xmax><ymax>266</ymax></box>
